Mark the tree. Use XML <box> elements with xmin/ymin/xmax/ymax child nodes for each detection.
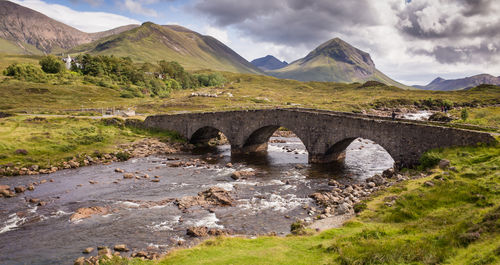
<box><xmin>39</xmin><ymin>55</ymin><xmax>65</xmax><ymax>74</ymax></box>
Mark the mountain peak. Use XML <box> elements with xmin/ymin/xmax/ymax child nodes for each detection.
<box><xmin>267</xmin><ymin>37</ymin><xmax>406</xmax><ymax>88</ymax></box>
<box><xmin>251</xmin><ymin>55</ymin><xmax>288</xmax><ymax>71</ymax></box>
<box><xmin>304</xmin><ymin>37</ymin><xmax>375</xmax><ymax>69</ymax></box>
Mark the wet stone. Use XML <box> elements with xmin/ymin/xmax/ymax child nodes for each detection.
<box><xmin>83</xmin><ymin>247</ymin><xmax>94</xmax><ymax>254</ymax></box>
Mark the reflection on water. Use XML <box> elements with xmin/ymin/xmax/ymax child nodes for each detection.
<box><xmin>0</xmin><ymin>136</ymin><xmax>393</xmax><ymax>265</ymax></box>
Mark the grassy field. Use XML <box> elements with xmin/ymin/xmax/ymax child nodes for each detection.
<box><xmin>0</xmin><ymin>115</ymin><xmax>178</xmax><ymax>171</ymax></box>
<box><xmin>450</xmin><ymin>106</ymin><xmax>500</xmax><ymax>130</ymax></box>
<box><xmin>101</xmin><ymin>143</ymin><xmax>500</xmax><ymax>265</ymax></box>
<box><xmin>1</xmin><ymin>54</ymin><xmax>499</xmax><ymax>116</ymax></box>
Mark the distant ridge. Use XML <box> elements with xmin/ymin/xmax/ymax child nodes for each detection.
<box><xmin>266</xmin><ymin>38</ymin><xmax>409</xmax><ymax>89</ymax></box>
<box><xmin>251</xmin><ymin>55</ymin><xmax>288</xmax><ymax>71</ymax></box>
<box><xmin>413</xmin><ymin>74</ymin><xmax>500</xmax><ymax>91</ymax></box>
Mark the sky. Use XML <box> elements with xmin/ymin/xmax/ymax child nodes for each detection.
<box><xmin>9</xmin><ymin>0</ymin><xmax>500</xmax><ymax>85</ymax></box>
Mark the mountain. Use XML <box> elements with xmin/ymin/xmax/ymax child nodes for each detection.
<box><xmin>267</xmin><ymin>38</ymin><xmax>408</xmax><ymax>88</ymax></box>
<box><xmin>413</xmin><ymin>74</ymin><xmax>500</xmax><ymax>91</ymax></box>
<box><xmin>251</xmin><ymin>55</ymin><xmax>288</xmax><ymax>71</ymax></box>
<box><xmin>69</xmin><ymin>22</ymin><xmax>262</xmax><ymax>74</ymax></box>
<box><xmin>0</xmin><ymin>0</ymin><xmax>137</xmax><ymax>54</ymax></box>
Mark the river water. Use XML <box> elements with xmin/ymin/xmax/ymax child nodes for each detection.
<box><xmin>0</xmin><ymin>136</ymin><xmax>394</xmax><ymax>264</ymax></box>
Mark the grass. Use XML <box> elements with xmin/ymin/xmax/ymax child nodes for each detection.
<box><xmin>450</xmin><ymin>106</ymin><xmax>500</xmax><ymax>130</ymax></box>
<box><xmin>0</xmin><ymin>115</ymin><xmax>179</xmax><ymax>170</ymax></box>
<box><xmin>102</xmin><ymin>143</ymin><xmax>500</xmax><ymax>264</ymax></box>
<box><xmin>0</xmin><ymin>54</ymin><xmax>499</xmax><ymax>117</ymax></box>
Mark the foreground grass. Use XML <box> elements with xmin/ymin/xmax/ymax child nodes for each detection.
<box><xmin>0</xmin><ymin>115</ymin><xmax>178</xmax><ymax>170</ymax></box>
<box><xmin>107</xmin><ymin>143</ymin><xmax>500</xmax><ymax>265</ymax></box>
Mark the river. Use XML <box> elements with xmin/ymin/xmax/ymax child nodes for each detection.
<box><xmin>0</xmin><ymin>136</ymin><xmax>394</xmax><ymax>264</ymax></box>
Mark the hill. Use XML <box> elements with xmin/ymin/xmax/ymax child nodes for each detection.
<box><xmin>413</xmin><ymin>74</ymin><xmax>500</xmax><ymax>91</ymax></box>
<box><xmin>0</xmin><ymin>0</ymin><xmax>137</xmax><ymax>54</ymax></box>
<box><xmin>69</xmin><ymin>22</ymin><xmax>262</xmax><ymax>74</ymax></box>
<box><xmin>267</xmin><ymin>38</ymin><xmax>409</xmax><ymax>89</ymax></box>
<box><xmin>251</xmin><ymin>55</ymin><xmax>288</xmax><ymax>70</ymax></box>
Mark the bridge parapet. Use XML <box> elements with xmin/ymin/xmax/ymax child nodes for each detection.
<box><xmin>144</xmin><ymin>108</ymin><xmax>497</xmax><ymax>168</ymax></box>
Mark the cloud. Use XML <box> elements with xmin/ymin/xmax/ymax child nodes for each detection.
<box><xmin>192</xmin><ymin>0</ymin><xmax>378</xmax><ymax>46</ymax></box>
<box><xmin>190</xmin><ymin>0</ymin><xmax>500</xmax><ymax>84</ymax></box>
<box><xmin>121</xmin><ymin>0</ymin><xmax>157</xmax><ymax>17</ymax></box>
<box><xmin>11</xmin><ymin>0</ymin><xmax>140</xmax><ymax>32</ymax></box>
<box><xmin>70</xmin><ymin>0</ymin><xmax>104</xmax><ymax>7</ymax></box>
<box><xmin>203</xmin><ymin>25</ymin><xmax>230</xmax><ymax>45</ymax></box>
<box><xmin>118</xmin><ymin>0</ymin><xmax>176</xmax><ymax>17</ymax></box>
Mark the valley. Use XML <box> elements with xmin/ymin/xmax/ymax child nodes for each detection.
<box><xmin>0</xmin><ymin>1</ymin><xmax>499</xmax><ymax>265</ymax></box>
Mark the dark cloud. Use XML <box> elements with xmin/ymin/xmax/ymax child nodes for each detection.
<box><xmin>192</xmin><ymin>0</ymin><xmax>378</xmax><ymax>46</ymax></box>
<box><xmin>462</xmin><ymin>0</ymin><xmax>494</xmax><ymax>16</ymax></box>
<box><xmin>397</xmin><ymin>0</ymin><xmax>500</xmax><ymax>39</ymax></box>
<box><xmin>412</xmin><ymin>41</ymin><xmax>499</xmax><ymax>65</ymax></box>
<box><xmin>396</xmin><ymin>0</ymin><xmax>500</xmax><ymax>64</ymax></box>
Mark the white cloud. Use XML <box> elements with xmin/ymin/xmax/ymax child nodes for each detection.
<box><xmin>203</xmin><ymin>25</ymin><xmax>230</xmax><ymax>45</ymax></box>
<box><xmin>121</xmin><ymin>0</ymin><xmax>158</xmax><ymax>17</ymax></box>
<box><xmin>10</xmin><ymin>0</ymin><xmax>140</xmax><ymax>33</ymax></box>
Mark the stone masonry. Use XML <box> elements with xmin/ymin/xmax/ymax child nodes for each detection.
<box><xmin>143</xmin><ymin>108</ymin><xmax>496</xmax><ymax>168</ymax></box>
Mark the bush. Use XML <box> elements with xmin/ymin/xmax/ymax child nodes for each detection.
<box><xmin>76</xmin><ymin>135</ymin><xmax>105</xmax><ymax>145</ymax></box>
<box><xmin>115</xmin><ymin>152</ymin><xmax>131</xmax><ymax>161</ymax></box>
<box><xmin>354</xmin><ymin>203</ymin><xmax>368</xmax><ymax>213</ymax></box>
<box><xmin>419</xmin><ymin>152</ymin><xmax>442</xmax><ymax>169</ymax></box>
<box><xmin>461</xmin><ymin>108</ymin><xmax>469</xmax><ymax>121</ymax></box>
<box><xmin>3</xmin><ymin>63</ymin><xmax>47</xmax><ymax>82</ymax></box>
<box><xmin>120</xmin><ymin>86</ymin><xmax>143</xmax><ymax>98</ymax></box>
<box><xmin>39</xmin><ymin>55</ymin><xmax>65</xmax><ymax>74</ymax></box>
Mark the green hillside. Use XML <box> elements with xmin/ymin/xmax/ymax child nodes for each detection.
<box><xmin>0</xmin><ymin>38</ymin><xmax>43</xmax><ymax>55</ymax></box>
<box><xmin>268</xmin><ymin>38</ymin><xmax>411</xmax><ymax>89</ymax></box>
<box><xmin>69</xmin><ymin>22</ymin><xmax>262</xmax><ymax>74</ymax></box>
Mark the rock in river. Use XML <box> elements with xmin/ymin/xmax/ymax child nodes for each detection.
<box><xmin>114</xmin><ymin>244</ymin><xmax>129</xmax><ymax>252</ymax></box>
<box><xmin>175</xmin><ymin>187</ymin><xmax>233</xmax><ymax>209</ymax></box>
<box><xmin>70</xmin><ymin>206</ymin><xmax>109</xmax><ymax>222</ymax></box>
<box><xmin>186</xmin><ymin>226</ymin><xmax>227</xmax><ymax>237</ymax></box>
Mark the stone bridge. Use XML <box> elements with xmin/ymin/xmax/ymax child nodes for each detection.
<box><xmin>143</xmin><ymin>108</ymin><xmax>496</xmax><ymax>168</ymax></box>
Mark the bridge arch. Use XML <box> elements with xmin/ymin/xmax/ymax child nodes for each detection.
<box><xmin>189</xmin><ymin>126</ymin><xmax>231</xmax><ymax>145</ymax></box>
<box><xmin>233</xmin><ymin>124</ymin><xmax>310</xmax><ymax>155</ymax></box>
<box><xmin>311</xmin><ymin>136</ymin><xmax>398</xmax><ymax>167</ymax></box>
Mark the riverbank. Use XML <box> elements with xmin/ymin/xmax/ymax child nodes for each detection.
<box><xmin>0</xmin><ymin>115</ymin><xmax>184</xmax><ymax>177</ymax></box>
<box><xmin>98</xmin><ymin>143</ymin><xmax>500</xmax><ymax>265</ymax></box>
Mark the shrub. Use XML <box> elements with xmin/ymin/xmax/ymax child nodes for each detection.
<box><xmin>115</xmin><ymin>152</ymin><xmax>131</xmax><ymax>161</ymax></box>
<box><xmin>461</xmin><ymin>108</ymin><xmax>469</xmax><ymax>121</ymax></box>
<box><xmin>419</xmin><ymin>152</ymin><xmax>442</xmax><ymax>169</ymax></box>
<box><xmin>76</xmin><ymin>135</ymin><xmax>105</xmax><ymax>145</ymax></box>
<box><xmin>39</xmin><ymin>55</ymin><xmax>65</xmax><ymax>74</ymax></box>
<box><xmin>354</xmin><ymin>202</ymin><xmax>368</xmax><ymax>213</ymax></box>
<box><xmin>290</xmin><ymin>220</ymin><xmax>306</xmax><ymax>235</ymax></box>
<box><xmin>3</xmin><ymin>63</ymin><xmax>47</xmax><ymax>82</ymax></box>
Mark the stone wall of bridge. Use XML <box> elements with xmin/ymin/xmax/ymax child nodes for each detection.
<box><xmin>143</xmin><ymin>109</ymin><xmax>497</xmax><ymax>168</ymax></box>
